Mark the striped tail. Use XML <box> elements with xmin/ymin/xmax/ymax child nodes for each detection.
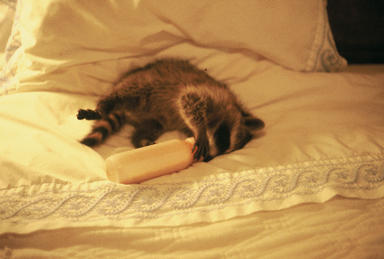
<box><xmin>77</xmin><ymin>109</ymin><xmax>125</xmax><ymax>147</ymax></box>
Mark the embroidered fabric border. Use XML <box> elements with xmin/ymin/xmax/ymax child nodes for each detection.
<box><xmin>305</xmin><ymin>0</ymin><xmax>347</xmax><ymax>72</ymax></box>
<box><xmin>1</xmin><ymin>154</ymin><xmax>383</xmax><ymax>232</ymax></box>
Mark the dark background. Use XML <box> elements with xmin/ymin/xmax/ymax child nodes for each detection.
<box><xmin>327</xmin><ymin>0</ymin><xmax>384</xmax><ymax>64</ymax></box>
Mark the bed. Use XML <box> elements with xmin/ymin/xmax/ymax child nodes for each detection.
<box><xmin>1</xmin><ymin>0</ymin><xmax>383</xmax><ymax>258</ymax></box>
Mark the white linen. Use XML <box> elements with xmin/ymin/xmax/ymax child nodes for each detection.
<box><xmin>0</xmin><ymin>0</ymin><xmax>16</xmax><ymax>68</ymax></box>
<box><xmin>1</xmin><ymin>0</ymin><xmax>346</xmax><ymax>95</ymax></box>
<box><xmin>1</xmin><ymin>197</ymin><xmax>383</xmax><ymax>258</ymax></box>
<box><xmin>0</xmin><ymin>1</ymin><xmax>383</xmax><ymax>257</ymax></box>
<box><xmin>1</xmin><ymin>61</ymin><xmax>383</xmax><ymax>234</ymax></box>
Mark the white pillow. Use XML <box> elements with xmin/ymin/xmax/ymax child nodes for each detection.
<box><xmin>0</xmin><ymin>0</ymin><xmax>17</xmax><ymax>69</ymax></box>
<box><xmin>0</xmin><ymin>0</ymin><xmax>21</xmax><ymax>95</ymax></box>
<box><xmin>0</xmin><ymin>1</ymin><xmax>16</xmax><ymax>53</ymax></box>
<box><xmin>2</xmin><ymin>0</ymin><xmax>347</xmax><ymax>94</ymax></box>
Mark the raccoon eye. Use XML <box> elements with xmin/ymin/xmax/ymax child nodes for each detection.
<box><xmin>214</xmin><ymin>122</ymin><xmax>231</xmax><ymax>154</ymax></box>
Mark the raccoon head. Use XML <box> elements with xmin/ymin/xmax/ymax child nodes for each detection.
<box><xmin>206</xmin><ymin>110</ymin><xmax>264</xmax><ymax>160</ymax></box>
<box><xmin>177</xmin><ymin>88</ymin><xmax>264</xmax><ymax>161</ymax></box>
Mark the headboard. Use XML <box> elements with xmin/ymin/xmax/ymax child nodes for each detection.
<box><xmin>327</xmin><ymin>0</ymin><xmax>384</xmax><ymax>64</ymax></box>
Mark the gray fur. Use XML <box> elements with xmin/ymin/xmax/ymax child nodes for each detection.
<box><xmin>77</xmin><ymin>58</ymin><xmax>264</xmax><ymax>161</ymax></box>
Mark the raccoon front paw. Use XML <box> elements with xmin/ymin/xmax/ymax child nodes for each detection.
<box><xmin>193</xmin><ymin>136</ymin><xmax>211</xmax><ymax>162</ymax></box>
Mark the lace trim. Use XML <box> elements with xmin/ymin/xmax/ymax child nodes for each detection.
<box><xmin>1</xmin><ymin>154</ymin><xmax>384</xmax><ymax>227</ymax></box>
<box><xmin>306</xmin><ymin>0</ymin><xmax>347</xmax><ymax>72</ymax></box>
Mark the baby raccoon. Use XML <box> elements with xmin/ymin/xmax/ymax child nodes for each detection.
<box><xmin>77</xmin><ymin>58</ymin><xmax>264</xmax><ymax>161</ymax></box>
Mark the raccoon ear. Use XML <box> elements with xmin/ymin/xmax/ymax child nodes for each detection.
<box><xmin>244</xmin><ymin>116</ymin><xmax>265</xmax><ymax>130</ymax></box>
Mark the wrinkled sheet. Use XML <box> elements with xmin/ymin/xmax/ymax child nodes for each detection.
<box><xmin>1</xmin><ymin>196</ymin><xmax>383</xmax><ymax>258</ymax></box>
<box><xmin>0</xmin><ymin>1</ymin><xmax>383</xmax><ymax>257</ymax></box>
<box><xmin>1</xmin><ymin>62</ymin><xmax>383</xmax><ymax>236</ymax></box>
<box><xmin>0</xmin><ymin>1</ymin><xmax>16</xmax><ymax>69</ymax></box>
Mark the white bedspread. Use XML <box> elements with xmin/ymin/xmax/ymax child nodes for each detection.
<box><xmin>1</xmin><ymin>61</ymin><xmax>383</xmax><ymax>233</ymax></box>
<box><xmin>0</xmin><ymin>0</ymin><xmax>383</xmax><ymax>258</ymax></box>
<box><xmin>1</xmin><ymin>196</ymin><xmax>383</xmax><ymax>258</ymax></box>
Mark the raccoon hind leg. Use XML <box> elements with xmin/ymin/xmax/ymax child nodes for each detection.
<box><xmin>131</xmin><ymin>119</ymin><xmax>164</xmax><ymax>148</ymax></box>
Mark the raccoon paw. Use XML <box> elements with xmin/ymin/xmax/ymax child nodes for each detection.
<box><xmin>193</xmin><ymin>136</ymin><xmax>211</xmax><ymax>162</ymax></box>
<box><xmin>139</xmin><ymin>139</ymin><xmax>155</xmax><ymax>147</ymax></box>
<box><xmin>131</xmin><ymin>120</ymin><xmax>164</xmax><ymax>148</ymax></box>
<box><xmin>131</xmin><ymin>136</ymin><xmax>156</xmax><ymax>148</ymax></box>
